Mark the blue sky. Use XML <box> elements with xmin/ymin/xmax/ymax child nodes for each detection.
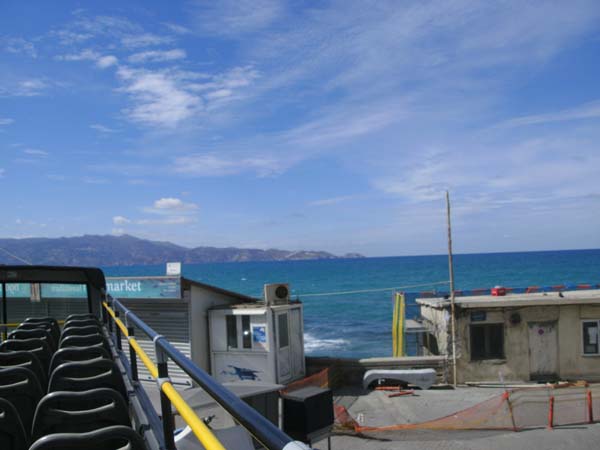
<box><xmin>1</xmin><ymin>0</ymin><xmax>600</xmax><ymax>257</ymax></box>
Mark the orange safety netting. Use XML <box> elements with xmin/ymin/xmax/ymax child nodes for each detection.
<box><xmin>335</xmin><ymin>383</ymin><xmax>600</xmax><ymax>433</ymax></box>
<box><xmin>281</xmin><ymin>368</ymin><xmax>331</xmax><ymax>395</ymax></box>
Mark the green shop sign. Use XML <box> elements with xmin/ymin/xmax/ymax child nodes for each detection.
<box><xmin>106</xmin><ymin>277</ymin><xmax>181</xmax><ymax>299</ymax></box>
<box><xmin>1</xmin><ymin>277</ymin><xmax>181</xmax><ymax>300</ymax></box>
<box><xmin>0</xmin><ymin>283</ymin><xmax>87</xmax><ymax>298</ymax></box>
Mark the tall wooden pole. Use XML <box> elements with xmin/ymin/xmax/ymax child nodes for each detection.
<box><xmin>446</xmin><ymin>190</ymin><xmax>457</xmax><ymax>387</ymax></box>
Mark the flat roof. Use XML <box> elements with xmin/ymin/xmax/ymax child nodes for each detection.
<box><xmin>181</xmin><ymin>277</ymin><xmax>259</xmax><ymax>302</ymax></box>
<box><xmin>417</xmin><ymin>289</ymin><xmax>600</xmax><ymax>309</ymax></box>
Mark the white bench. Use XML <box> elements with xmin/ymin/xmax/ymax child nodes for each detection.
<box><xmin>362</xmin><ymin>368</ymin><xmax>437</xmax><ymax>390</ymax></box>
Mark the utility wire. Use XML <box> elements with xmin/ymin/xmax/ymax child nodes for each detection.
<box><xmin>298</xmin><ymin>280</ymin><xmax>450</xmax><ymax>297</ymax></box>
<box><xmin>0</xmin><ymin>246</ymin><xmax>33</xmax><ymax>265</ymax></box>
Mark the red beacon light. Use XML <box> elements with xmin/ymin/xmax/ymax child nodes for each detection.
<box><xmin>491</xmin><ymin>286</ymin><xmax>507</xmax><ymax>296</ymax></box>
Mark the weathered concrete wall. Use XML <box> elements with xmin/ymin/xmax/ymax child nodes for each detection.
<box><xmin>422</xmin><ymin>303</ymin><xmax>600</xmax><ymax>383</ymax></box>
<box><xmin>420</xmin><ymin>305</ymin><xmax>450</xmax><ymax>354</ymax></box>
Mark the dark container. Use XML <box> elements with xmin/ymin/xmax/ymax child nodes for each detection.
<box><xmin>282</xmin><ymin>386</ymin><xmax>333</xmax><ymax>442</ymax></box>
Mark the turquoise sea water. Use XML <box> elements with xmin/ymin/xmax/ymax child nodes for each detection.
<box><xmin>103</xmin><ymin>249</ymin><xmax>600</xmax><ymax>359</ymax></box>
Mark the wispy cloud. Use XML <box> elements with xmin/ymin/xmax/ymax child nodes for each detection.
<box><xmin>3</xmin><ymin>37</ymin><xmax>37</xmax><ymax>58</ymax></box>
<box><xmin>309</xmin><ymin>196</ymin><xmax>358</xmax><ymax>207</ymax></box>
<box><xmin>0</xmin><ymin>79</ymin><xmax>49</xmax><ymax>97</ymax></box>
<box><xmin>0</xmin><ymin>168</ymin><xmax>5</xmax><ymax>178</ymax></box>
<box><xmin>162</xmin><ymin>23</ymin><xmax>191</xmax><ymax>35</ymax></box>
<box><xmin>121</xmin><ymin>33</ymin><xmax>174</xmax><ymax>48</ymax></box>
<box><xmin>172</xmin><ymin>153</ymin><xmax>283</xmax><ymax>177</ymax></box>
<box><xmin>23</xmin><ymin>148</ymin><xmax>49</xmax><ymax>157</ymax></box>
<box><xmin>498</xmin><ymin>100</ymin><xmax>600</xmax><ymax>128</ymax></box>
<box><xmin>90</xmin><ymin>123</ymin><xmax>117</xmax><ymax>133</ymax></box>
<box><xmin>56</xmin><ymin>49</ymin><xmax>117</xmax><ymax>69</ymax></box>
<box><xmin>82</xmin><ymin>176</ymin><xmax>109</xmax><ymax>184</ymax></box>
<box><xmin>0</xmin><ymin>118</ymin><xmax>14</xmax><ymax>126</ymax></box>
<box><xmin>136</xmin><ymin>216</ymin><xmax>196</xmax><ymax>225</ymax></box>
<box><xmin>189</xmin><ymin>0</ymin><xmax>284</xmax><ymax>35</ymax></box>
<box><xmin>128</xmin><ymin>49</ymin><xmax>186</xmax><ymax>63</ymax></box>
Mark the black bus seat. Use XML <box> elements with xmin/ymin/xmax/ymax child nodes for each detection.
<box><xmin>0</xmin><ymin>397</ymin><xmax>28</xmax><ymax>450</ymax></box>
<box><xmin>22</xmin><ymin>319</ymin><xmax>60</xmax><ymax>342</ymax></box>
<box><xmin>48</xmin><ymin>360</ymin><xmax>127</xmax><ymax>400</ymax></box>
<box><xmin>23</xmin><ymin>318</ymin><xmax>59</xmax><ymax>329</ymax></box>
<box><xmin>8</xmin><ymin>330</ymin><xmax>56</xmax><ymax>353</ymax></box>
<box><xmin>31</xmin><ymin>388</ymin><xmax>130</xmax><ymax>442</ymax></box>
<box><xmin>0</xmin><ymin>339</ymin><xmax>53</xmax><ymax>374</ymax></box>
<box><xmin>62</xmin><ymin>318</ymin><xmax>101</xmax><ymax>330</ymax></box>
<box><xmin>49</xmin><ymin>347</ymin><xmax>110</xmax><ymax>375</ymax></box>
<box><xmin>60</xmin><ymin>325</ymin><xmax>103</xmax><ymax>341</ymax></box>
<box><xmin>0</xmin><ymin>351</ymin><xmax>47</xmax><ymax>389</ymax></box>
<box><xmin>0</xmin><ymin>367</ymin><xmax>44</xmax><ymax>435</ymax></box>
<box><xmin>59</xmin><ymin>334</ymin><xmax>111</xmax><ymax>355</ymax></box>
<box><xmin>16</xmin><ymin>324</ymin><xmax>60</xmax><ymax>349</ymax></box>
<box><xmin>65</xmin><ymin>313</ymin><xmax>98</xmax><ymax>322</ymax></box>
<box><xmin>28</xmin><ymin>425</ymin><xmax>147</xmax><ymax>450</ymax></box>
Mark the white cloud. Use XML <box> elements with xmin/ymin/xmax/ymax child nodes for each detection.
<box><xmin>23</xmin><ymin>148</ymin><xmax>48</xmax><ymax>157</ymax></box>
<box><xmin>498</xmin><ymin>100</ymin><xmax>600</xmax><ymax>128</ymax></box>
<box><xmin>96</xmin><ymin>55</ymin><xmax>118</xmax><ymax>69</ymax></box>
<box><xmin>116</xmin><ymin>66</ymin><xmax>201</xmax><ymax>127</ymax></box>
<box><xmin>3</xmin><ymin>37</ymin><xmax>37</xmax><ymax>58</ymax></box>
<box><xmin>90</xmin><ymin>124</ymin><xmax>117</xmax><ymax>133</ymax></box>
<box><xmin>0</xmin><ymin>118</ymin><xmax>14</xmax><ymax>126</ymax></box>
<box><xmin>0</xmin><ymin>79</ymin><xmax>48</xmax><ymax>97</ymax></box>
<box><xmin>136</xmin><ymin>216</ymin><xmax>195</xmax><ymax>225</ymax></box>
<box><xmin>150</xmin><ymin>197</ymin><xmax>198</xmax><ymax>212</ymax></box>
<box><xmin>309</xmin><ymin>196</ymin><xmax>357</xmax><ymax>207</ymax></box>
<box><xmin>190</xmin><ymin>0</ymin><xmax>284</xmax><ymax>35</ymax></box>
<box><xmin>56</xmin><ymin>49</ymin><xmax>100</xmax><ymax>62</ymax></box>
<box><xmin>121</xmin><ymin>33</ymin><xmax>174</xmax><ymax>48</ymax></box>
<box><xmin>82</xmin><ymin>176</ymin><xmax>109</xmax><ymax>184</ymax></box>
<box><xmin>56</xmin><ymin>50</ymin><xmax>117</xmax><ymax>69</ymax></box>
<box><xmin>112</xmin><ymin>227</ymin><xmax>126</xmax><ymax>235</ymax></box>
<box><xmin>113</xmin><ymin>215</ymin><xmax>131</xmax><ymax>225</ymax></box>
<box><xmin>162</xmin><ymin>23</ymin><xmax>191</xmax><ymax>35</ymax></box>
<box><xmin>172</xmin><ymin>153</ymin><xmax>283</xmax><ymax>177</ymax></box>
<box><xmin>128</xmin><ymin>49</ymin><xmax>186</xmax><ymax>63</ymax></box>
<box><xmin>0</xmin><ymin>168</ymin><xmax>4</xmax><ymax>178</ymax></box>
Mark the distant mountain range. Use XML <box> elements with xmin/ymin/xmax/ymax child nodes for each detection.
<box><xmin>0</xmin><ymin>234</ymin><xmax>364</xmax><ymax>266</ymax></box>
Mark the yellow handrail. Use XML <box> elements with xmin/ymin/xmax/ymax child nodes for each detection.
<box><xmin>102</xmin><ymin>302</ymin><xmax>226</xmax><ymax>450</ymax></box>
<box><xmin>162</xmin><ymin>381</ymin><xmax>226</xmax><ymax>450</ymax></box>
<box><xmin>128</xmin><ymin>337</ymin><xmax>159</xmax><ymax>379</ymax></box>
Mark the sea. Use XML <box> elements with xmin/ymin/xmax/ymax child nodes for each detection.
<box><xmin>103</xmin><ymin>249</ymin><xmax>600</xmax><ymax>359</ymax></box>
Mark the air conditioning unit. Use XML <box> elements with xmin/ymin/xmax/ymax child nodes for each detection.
<box><xmin>264</xmin><ymin>283</ymin><xmax>290</xmax><ymax>306</ymax></box>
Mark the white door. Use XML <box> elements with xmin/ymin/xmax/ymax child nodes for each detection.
<box><xmin>528</xmin><ymin>321</ymin><xmax>558</xmax><ymax>381</ymax></box>
<box><xmin>275</xmin><ymin>311</ymin><xmax>292</xmax><ymax>383</ymax></box>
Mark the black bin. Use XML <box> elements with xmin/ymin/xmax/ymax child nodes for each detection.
<box><xmin>282</xmin><ymin>386</ymin><xmax>333</xmax><ymax>442</ymax></box>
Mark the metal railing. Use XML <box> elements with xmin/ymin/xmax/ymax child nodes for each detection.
<box><xmin>103</xmin><ymin>297</ymin><xmax>311</xmax><ymax>450</ymax></box>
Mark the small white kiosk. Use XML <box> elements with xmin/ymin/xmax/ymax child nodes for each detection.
<box><xmin>209</xmin><ymin>284</ymin><xmax>306</xmax><ymax>385</ymax></box>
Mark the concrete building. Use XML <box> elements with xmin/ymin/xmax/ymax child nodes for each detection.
<box><xmin>418</xmin><ymin>289</ymin><xmax>600</xmax><ymax>383</ymax></box>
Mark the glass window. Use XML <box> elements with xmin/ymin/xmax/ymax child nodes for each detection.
<box><xmin>470</xmin><ymin>323</ymin><xmax>504</xmax><ymax>360</ymax></box>
<box><xmin>278</xmin><ymin>314</ymin><xmax>289</xmax><ymax>349</ymax></box>
<box><xmin>226</xmin><ymin>315</ymin><xmax>237</xmax><ymax>349</ymax></box>
<box><xmin>242</xmin><ymin>315</ymin><xmax>252</xmax><ymax>349</ymax></box>
<box><xmin>583</xmin><ymin>321</ymin><xmax>599</xmax><ymax>355</ymax></box>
